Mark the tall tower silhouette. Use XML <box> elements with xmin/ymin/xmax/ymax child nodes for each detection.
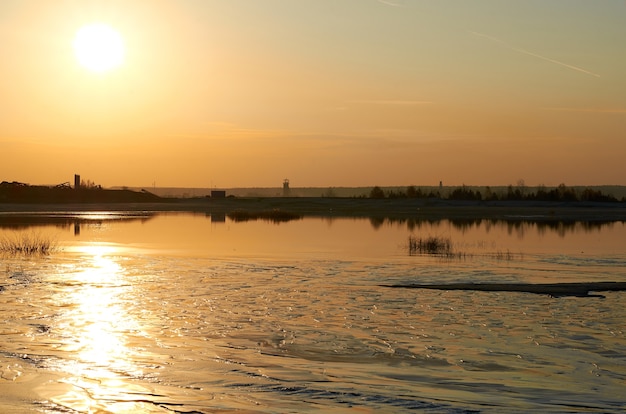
<box><xmin>283</xmin><ymin>179</ymin><xmax>290</xmax><ymax>196</ymax></box>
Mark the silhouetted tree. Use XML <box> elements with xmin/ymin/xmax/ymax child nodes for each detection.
<box><xmin>370</xmin><ymin>186</ymin><xmax>385</xmax><ymax>199</ymax></box>
<box><xmin>484</xmin><ymin>186</ymin><xmax>498</xmax><ymax>201</ymax></box>
<box><xmin>580</xmin><ymin>188</ymin><xmax>618</xmax><ymax>202</ymax></box>
<box><xmin>535</xmin><ymin>184</ymin><xmax>548</xmax><ymax>201</ymax></box>
<box><xmin>406</xmin><ymin>185</ymin><xmax>417</xmax><ymax>198</ymax></box>
<box><xmin>517</xmin><ymin>179</ymin><xmax>526</xmax><ymax>199</ymax></box>
<box><xmin>449</xmin><ymin>185</ymin><xmax>482</xmax><ymax>200</ymax></box>
<box><xmin>557</xmin><ymin>183</ymin><xmax>578</xmax><ymax>201</ymax></box>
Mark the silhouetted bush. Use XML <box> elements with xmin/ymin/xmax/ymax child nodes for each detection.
<box><xmin>580</xmin><ymin>188</ymin><xmax>618</xmax><ymax>202</ymax></box>
<box><xmin>369</xmin><ymin>186</ymin><xmax>385</xmax><ymax>199</ymax></box>
<box><xmin>449</xmin><ymin>185</ymin><xmax>482</xmax><ymax>201</ymax></box>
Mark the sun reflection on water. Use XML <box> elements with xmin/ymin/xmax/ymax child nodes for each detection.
<box><xmin>44</xmin><ymin>243</ymin><xmax>155</xmax><ymax>411</ymax></box>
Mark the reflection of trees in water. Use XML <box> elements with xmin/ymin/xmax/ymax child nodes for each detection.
<box><xmin>376</xmin><ymin>217</ymin><xmax>618</xmax><ymax>237</ymax></box>
<box><xmin>369</xmin><ymin>217</ymin><xmax>386</xmax><ymax>230</ymax></box>
<box><xmin>0</xmin><ymin>214</ymin><xmax>156</xmax><ymax>231</ymax></box>
<box><xmin>1</xmin><ymin>212</ymin><xmax>619</xmax><ymax>239</ymax></box>
<box><xmin>501</xmin><ymin>220</ymin><xmax>615</xmax><ymax>238</ymax></box>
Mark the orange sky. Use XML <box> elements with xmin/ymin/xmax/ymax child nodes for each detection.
<box><xmin>2</xmin><ymin>0</ymin><xmax>625</xmax><ymax>188</ymax></box>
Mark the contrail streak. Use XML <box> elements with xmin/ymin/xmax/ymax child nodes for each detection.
<box><xmin>377</xmin><ymin>0</ymin><xmax>403</xmax><ymax>7</ymax></box>
<box><xmin>469</xmin><ymin>31</ymin><xmax>600</xmax><ymax>78</ymax></box>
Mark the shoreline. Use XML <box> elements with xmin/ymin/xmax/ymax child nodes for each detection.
<box><xmin>1</xmin><ymin>197</ymin><xmax>625</xmax><ymax>221</ymax></box>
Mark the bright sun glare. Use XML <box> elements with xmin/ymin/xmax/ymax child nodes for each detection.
<box><xmin>73</xmin><ymin>23</ymin><xmax>125</xmax><ymax>73</ymax></box>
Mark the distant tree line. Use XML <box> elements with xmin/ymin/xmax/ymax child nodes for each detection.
<box><xmin>367</xmin><ymin>183</ymin><xmax>624</xmax><ymax>202</ymax></box>
<box><xmin>369</xmin><ymin>185</ymin><xmax>443</xmax><ymax>199</ymax></box>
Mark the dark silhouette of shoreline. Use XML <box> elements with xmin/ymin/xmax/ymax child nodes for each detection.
<box><xmin>0</xmin><ymin>182</ymin><xmax>162</xmax><ymax>204</ymax></box>
<box><xmin>1</xmin><ymin>182</ymin><xmax>626</xmax><ymax>223</ymax></box>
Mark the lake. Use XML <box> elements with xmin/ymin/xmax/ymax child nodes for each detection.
<box><xmin>1</xmin><ymin>211</ymin><xmax>625</xmax><ymax>412</ymax></box>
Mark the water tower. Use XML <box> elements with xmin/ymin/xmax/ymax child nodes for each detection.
<box><xmin>283</xmin><ymin>179</ymin><xmax>290</xmax><ymax>196</ymax></box>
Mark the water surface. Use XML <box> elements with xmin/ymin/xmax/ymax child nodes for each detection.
<box><xmin>1</xmin><ymin>212</ymin><xmax>625</xmax><ymax>412</ymax></box>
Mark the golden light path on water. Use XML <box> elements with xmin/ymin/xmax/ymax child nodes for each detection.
<box><xmin>40</xmin><ymin>242</ymin><xmax>159</xmax><ymax>412</ymax></box>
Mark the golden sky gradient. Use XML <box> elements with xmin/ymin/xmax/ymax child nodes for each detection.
<box><xmin>2</xmin><ymin>0</ymin><xmax>625</xmax><ymax>188</ymax></box>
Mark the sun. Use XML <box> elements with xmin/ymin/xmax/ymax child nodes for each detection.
<box><xmin>73</xmin><ymin>23</ymin><xmax>125</xmax><ymax>73</ymax></box>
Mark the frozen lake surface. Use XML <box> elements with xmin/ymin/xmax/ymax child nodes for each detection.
<box><xmin>1</xmin><ymin>212</ymin><xmax>625</xmax><ymax>412</ymax></box>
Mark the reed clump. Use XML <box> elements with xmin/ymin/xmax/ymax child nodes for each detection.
<box><xmin>408</xmin><ymin>235</ymin><xmax>453</xmax><ymax>256</ymax></box>
<box><xmin>0</xmin><ymin>232</ymin><xmax>57</xmax><ymax>255</ymax></box>
<box><xmin>407</xmin><ymin>235</ymin><xmax>523</xmax><ymax>261</ymax></box>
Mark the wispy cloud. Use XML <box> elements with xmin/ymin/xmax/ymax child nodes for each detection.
<box><xmin>469</xmin><ymin>31</ymin><xmax>601</xmax><ymax>78</ymax></box>
<box><xmin>348</xmin><ymin>99</ymin><xmax>433</xmax><ymax>106</ymax></box>
<box><xmin>541</xmin><ymin>107</ymin><xmax>626</xmax><ymax>114</ymax></box>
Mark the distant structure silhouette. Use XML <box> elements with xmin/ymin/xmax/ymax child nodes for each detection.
<box><xmin>75</xmin><ymin>174</ymin><xmax>81</xmax><ymax>190</ymax></box>
<box><xmin>283</xmin><ymin>179</ymin><xmax>290</xmax><ymax>196</ymax></box>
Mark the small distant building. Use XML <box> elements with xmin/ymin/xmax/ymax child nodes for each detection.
<box><xmin>211</xmin><ymin>190</ymin><xmax>226</xmax><ymax>198</ymax></box>
<box><xmin>75</xmin><ymin>174</ymin><xmax>81</xmax><ymax>190</ymax></box>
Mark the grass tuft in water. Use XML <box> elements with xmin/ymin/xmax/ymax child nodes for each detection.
<box><xmin>0</xmin><ymin>232</ymin><xmax>57</xmax><ymax>255</ymax></box>
<box><xmin>408</xmin><ymin>235</ymin><xmax>453</xmax><ymax>256</ymax></box>
<box><xmin>407</xmin><ymin>236</ymin><xmax>523</xmax><ymax>261</ymax></box>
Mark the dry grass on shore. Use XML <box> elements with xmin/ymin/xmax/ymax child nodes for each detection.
<box><xmin>0</xmin><ymin>232</ymin><xmax>57</xmax><ymax>255</ymax></box>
